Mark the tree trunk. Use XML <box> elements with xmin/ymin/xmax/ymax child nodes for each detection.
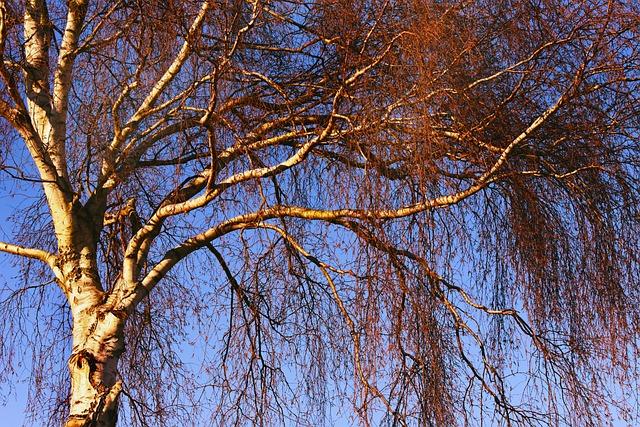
<box><xmin>65</xmin><ymin>350</ymin><xmax>122</xmax><ymax>427</ymax></box>
<box><xmin>65</xmin><ymin>291</ymin><xmax>125</xmax><ymax>427</ymax></box>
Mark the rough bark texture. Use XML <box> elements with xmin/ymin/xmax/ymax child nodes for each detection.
<box><xmin>55</xmin><ymin>236</ymin><xmax>125</xmax><ymax>426</ymax></box>
<box><xmin>65</xmin><ymin>348</ymin><xmax>122</xmax><ymax>427</ymax></box>
<box><xmin>64</xmin><ymin>274</ymin><xmax>125</xmax><ymax>427</ymax></box>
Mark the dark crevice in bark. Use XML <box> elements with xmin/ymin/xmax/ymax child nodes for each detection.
<box><xmin>66</xmin><ymin>344</ymin><xmax>123</xmax><ymax>427</ymax></box>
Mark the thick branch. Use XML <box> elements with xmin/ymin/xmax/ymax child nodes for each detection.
<box><xmin>52</xmin><ymin>0</ymin><xmax>89</xmax><ymax>132</ymax></box>
<box><xmin>0</xmin><ymin>240</ymin><xmax>55</xmax><ymax>264</ymax></box>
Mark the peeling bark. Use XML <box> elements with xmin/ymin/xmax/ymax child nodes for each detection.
<box><xmin>59</xmin><ymin>236</ymin><xmax>125</xmax><ymax>426</ymax></box>
<box><xmin>65</xmin><ymin>303</ymin><xmax>125</xmax><ymax>427</ymax></box>
<box><xmin>66</xmin><ymin>352</ymin><xmax>122</xmax><ymax>427</ymax></box>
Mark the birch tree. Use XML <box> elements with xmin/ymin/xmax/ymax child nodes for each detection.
<box><xmin>0</xmin><ymin>0</ymin><xmax>639</xmax><ymax>425</ymax></box>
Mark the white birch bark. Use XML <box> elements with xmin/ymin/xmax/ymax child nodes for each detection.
<box><xmin>22</xmin><ymin>1</ymin><xmax>125</xmax><ymax>425</ymax></box>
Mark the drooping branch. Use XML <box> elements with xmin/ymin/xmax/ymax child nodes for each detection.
<box><xmin>124</xmin><ymin>80</ymin><xmax>575</xmax><ymax>308</ymax></box>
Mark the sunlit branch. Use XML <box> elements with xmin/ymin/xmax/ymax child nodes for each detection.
<box><xmin>0</xmin><ymin>240</ymin><xmax>56</xmax><ymax>264</ymax></box>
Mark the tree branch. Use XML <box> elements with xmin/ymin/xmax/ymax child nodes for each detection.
<box><xmin>0</xmin><ymin>240</ymin><xmax>55</xmax><ymax>264</ymax></box>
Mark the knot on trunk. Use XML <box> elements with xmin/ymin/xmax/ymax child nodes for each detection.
<box><xmin>69</xmin><ymin>350</ymin><xmax>102</xmax><ymax>391</ymax></box>
<box><xmin>66</xmin><ymin>351</ymin><xmax>122</xmax><ymax>426</ymax></box>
